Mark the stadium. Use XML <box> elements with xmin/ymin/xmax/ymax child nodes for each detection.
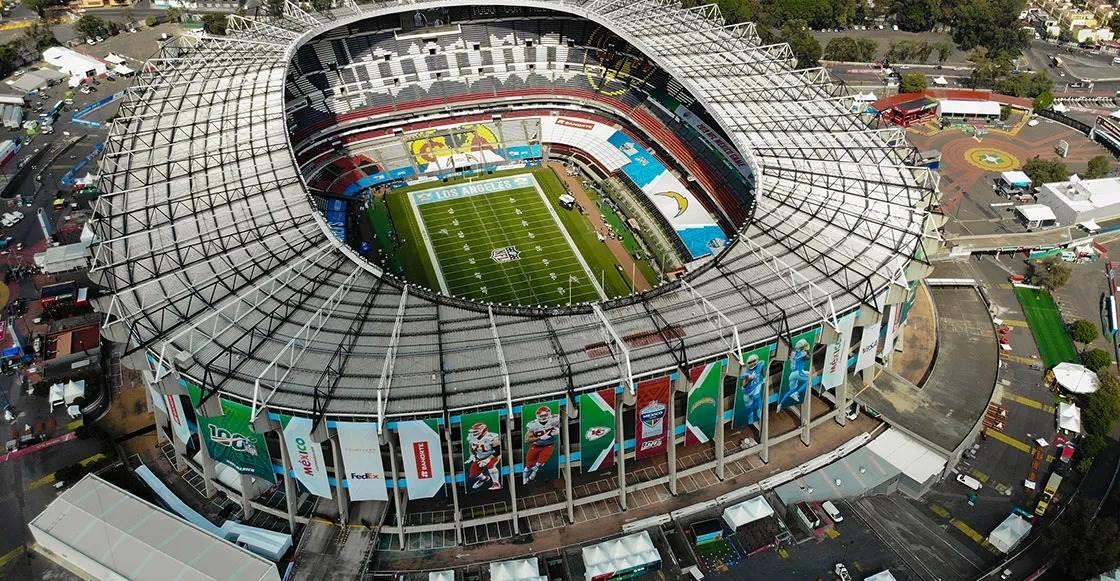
<box><xmin>89</xmin><ymin>0</ymin><xmax>943</xmax><ymax>566</ymax></box>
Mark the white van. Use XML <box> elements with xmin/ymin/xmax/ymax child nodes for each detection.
<box><xmin>956</xmin><ymin>473</ymin><xmax>983</xmax><ymax>491</ymax></box>
<box><xmin>822</xmin><ymin>500</ymin><xmax>843</xmax><ymax>523</ymax></box>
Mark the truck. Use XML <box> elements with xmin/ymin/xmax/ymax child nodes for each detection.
<box><xmin>1035</xmin><ymin>472</ymin><xmax>1063</xmax><ymax>516</ymax></box>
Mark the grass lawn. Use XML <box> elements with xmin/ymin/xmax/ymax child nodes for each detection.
<box><xmin>1014</xmin><ymin>286</ymin><xmax>1079</xmax><ymax>368</ymax></box>
<box><xmin>385</xmin><ymin>168</ymin><xmax>631</xmax><ymax>305</ymax></box>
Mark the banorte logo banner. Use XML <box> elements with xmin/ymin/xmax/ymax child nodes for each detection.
<box><xmin>199</xmin><ymin>398</ymin><xmax>275</xmax><ymax>484</ymax></box>
<box><xmin>336</xmin><ymin>422</ymin><xmax>387</xmax><ymax>502</ymax></box>
<box><xmin>281</xmin><ymin>415</ymin><xmax>331</xmax><ymax>499</ymax></box>
<box><xmin>635</xmin><ymin>377</ymin><xmax>670</xmax><ymax>460</ymax></box>
<box><xmin>397</xmin><ymin>419</ymin><xmax>445</xmax><ymax>499</ymax></box>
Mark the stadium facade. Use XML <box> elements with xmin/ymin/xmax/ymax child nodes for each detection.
<box><xmin>90</xmin><ymin>0</ymin><xmax>945</xmax><ymax>547</ymax></box>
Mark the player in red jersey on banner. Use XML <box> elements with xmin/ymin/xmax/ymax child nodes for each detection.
<box><xmin>523</xmin><ymin>406</ymin><xmax>560</xmax><ymax>484</ymax></box>
<box><xmin>466</xmin><ymin>422</ymin><xmax>503</xmax><ymax>490</ymax></box>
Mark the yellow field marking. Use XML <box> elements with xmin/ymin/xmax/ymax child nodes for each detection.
<box><xmin>996</xmin><ymin>283</ymin><xmax>1013</xmax><ymax>289</ymax></box>
<box><xmin>0</xmin><ymin>20</ymin><xmax>33</xmax><ymax>32</ymax></box>
<box><xmin>949</xmin><ymin>518</ymin><xmax>997</xmax><ymax>552</ymax></box>
<box><xmin>0</xmin><ymin>546</ymin><xmax>23</xmax><ymax>569</ymax></box>
<box><xmin>26</xmin><ymin>453</ymin><xmax>109</xmax><ymax>491</ymax></box>
<box><xmin>968</xmin><ymin>468</ymin><xmax>990</xmax><ymax>483</ymax></box>
<box><xmin>1004</xmin><ymin>393</ymin><xmax>1056</xmax><ymax>413</ymax></box>
<box><xmin>66</xmin><ymin>419</ymin><xmax>83</xmax><ymax>431</ymax></box>
<box><xmin>777</xmin><ymin>547</ymin><xmax>790</xmax><ymax>559</ymax></box>
<box><xmin>928</xmin><ymin>503</ymin><xmax>951</xmax><ymax>518</ymax></box>
<box><xmin>987</xmin><ymin>430</ymin><xmax>1033</xmax><ymax>454</ymax></box>
<box><xmin>1000</xmin><ymin>353</ymin><xmax>1039</xmax><ymax>366</ymax></box>
<box><xmin>1001</xmin><ymin>319</ymin><xmax>1029</xmax><ymax>328</ymax></box>
<box><xmin>825</xmin><ymin>528</ymin><xmax>841</xmax><ymax>539</ymax></box>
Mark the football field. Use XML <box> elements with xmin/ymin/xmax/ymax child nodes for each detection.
<box><xmin>1014</xmin><ymin>285</ymin><xmax>1078</xmax><ymax>368</ymax></box>
<box><xmin>407</xmin><ymin>173</ymin><xmax>607</xmax><ymax>305</ymax></box>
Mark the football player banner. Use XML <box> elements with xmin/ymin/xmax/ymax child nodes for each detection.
<box><xmin>686</xmin><ymin>359</ymin><xmax>725</xmax><ymax>446</ymax></box>
<box><xmin>777</xmin><ymin>327</ymin><xmax>822</xmax><ymax>411</ymax></box>
<box><xmin>521</xmin><ymin>401</ymin><xmax>561</xmax><ymax>485</ymax></box>
<box><xmin>280</xmin><ymin>415</ymin><xmax>331</xmax><ymax>499</ymax></box>
<box><xmin>397</xmin><ymin>419</ymin><xmax>445</xmax><ymax>499</ymax></box>
<box><xmin>635</xmin><ymin>376</ymin><xmax>671</xmax><ymax>460</ymax></box>
<box><xmin>822</xmin><ymin>312</ymin><xmax>857</xmax><ymax>390</ymax></box>
<box><xmin>198</xmin><ymin>398</ymin><xmax>275</xmax><ymax>484</ymax></box>
<box><xmin>733</xmin><ymin>344</ymin><xmax>774</xmax><ymax>430</ymax></box>
<box><xmin>579</xmin><ymin>388</ymin><xmax>616</xmax><ymax>473</ymax></box>
<box><xmin>461</xmin><ymin>410</ymin><xmax>504</xmax><ymax>493</ymax></box>
<box><xmin>336</xmin><ymin>422</ymin><xmax>388</xmax><ymax>502</ymax></box>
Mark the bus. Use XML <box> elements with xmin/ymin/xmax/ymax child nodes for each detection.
<box><xmin>39</xmin><ymin>100</ymin><xmax>63</xmax><ymax>125</ymax></box>
<box><xmin>1035</xmin><ymin>472</ymin><xmax>1063</xmax><ymax>516</ymax></box>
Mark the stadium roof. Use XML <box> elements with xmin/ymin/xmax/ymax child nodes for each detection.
<box><xmin>29</xmin><ymin>474</ymin><xmax>280</xmax><ymax>581</ymax></box>
<box><xmin>90</xmin><ymin>0</ymin><xmax>940</xmax><ymax>420</ymax></box>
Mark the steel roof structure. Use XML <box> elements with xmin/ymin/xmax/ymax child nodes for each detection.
<box><xmin>90</xmin><ymin>0</ymin><xmax>942</xmax><ymax>425</ymax></box>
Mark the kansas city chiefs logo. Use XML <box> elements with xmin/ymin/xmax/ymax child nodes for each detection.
<box><xmin>585</xmin><ymin>426</ymin><xmax>611</xmax><ymax>441</ymax></box>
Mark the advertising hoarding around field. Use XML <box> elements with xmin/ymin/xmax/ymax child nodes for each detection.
<box><xmin>686</xmin><ymin>359</ymin><xmax>725</xmax><ymax>446</ymax></box>
<box><xmin>777</xmin><ymin>327</ymin><xmax>821</xmax><ymax>411</ymax></box>
<box><xmin>521</xmin><ymin>400</ymin><xmax>561</xmax><ymax>485</ymax></box>
<box><xmin>281</xmin><ymin>415</ymin><xmax>331</xmax><ymax>499</ymax></box>
<box><xmin>635</xmin><ymin>377</ymin><xmax>671</xmax><ymax>460</ymax></box>
<box><xmin>336</xmin><ymin>422</ymin><xmax>388</xmax><ymax>502</ymax></box>
<box><xmin>198</xmin><ymin>398</ymin><xmax>275</xmax><ymax>484</ymax></box>
<box><xmin>397</xmin><ymin>419</ymin><xmax>445</xmax><ymax>499</ymax></box>
<box><xmin>822</xmin><ymin>312</ymin><xmax>857</xmax><ymax>390</ymax></box>
<box><xmin>733</xmin><ymin>344</ymin><xmax>774</xmax><ymax>430</ymax></box>
<box><xmin>580</xmin><ymin>388</ymin><xmax>616</xmax><ymax>473</ymax></box>
<box><xmin>461</xmin><ymin>410</ymin><xmax>504</xmax><ymax>493</ymax></box>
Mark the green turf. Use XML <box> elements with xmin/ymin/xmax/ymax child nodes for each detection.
<box><xmin>399</xmin><ymin>170</ymin><xmax>622</xmax><ymax>305</ymax></box>
<box><xmin>1014</xmin><ymin>286</ymin><xmax>1079</xmax><ymax>368</ymax></box>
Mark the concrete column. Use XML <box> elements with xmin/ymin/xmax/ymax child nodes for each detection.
<box><xmin>615</xmin><ymin>392</ymin><xmax>627</xmax><ymax>510</ymax></box>
<box><xmin>196</xmin><ymin>396</ymin><xmax>222</xmax><ymax>498</ymax></box>
<box><xmin>504</xmin><ymin>413</ymin><xmax>520</xmax><ymax>534</ymax></box>
<box><xmin>442</xmin><ymin>423</ymin><xmax>463</xmax><ymax>544</ymax></box>
<box><xmin>759</xmin><ymin>367</ymin><xmax>771</xmax><ymax>464</ymax></box>
<box><xmin>715</xmin><ymin>373</ymin><xmax>727</xmax><ymax>480</ymax></box>
<box><xmin>386</xmin><ymin>433</ymin><xmax>406</xmax><ymax>548</ymax></box>
<box><xmin>835</xmin><ymin>374</ymin><xmax>850</xmax><ymax>427</ymax></box>
<box><xmin>237</xmin><ymin>474</ymin><xmax>255</xmax><ymax>519</ymax></box>
<box><xmin>276</xmin><ymin>428</ymin><xmax>300</xmax><ymax>534</ymax></box>
<box><xmin>329</xmin><ymin>436</ymin><xmax>349</xmax><ymax>525</ymax></box>
<box><xmin>562</xmin><ymin>400</ymin><xmax>575</xmax><ymax>524</ymax></box>
<box><xmin>669</xmin><ymin>373</ymin><xmax>687</xmax><ymax>494</ymax></box>
<box><xmin>799</xmin><ymin>379</ymin><xmax>813</xmax><ymax>447</ymax></box>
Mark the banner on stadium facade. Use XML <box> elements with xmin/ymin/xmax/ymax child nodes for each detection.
<box><xmin>165</xmin><ymin>393</ymin><xmax>191</xmax><ymax>445</ymax></box>
<box><xmin>146</xmin><ymin>381</ymin><xmax>167</xmax><ymax>415</ymax></box>
<box><xmin>822</xmin><ymin>313</ymin><xmax>857</xmax><ymax>390</ymax></box>
<box><xmin>777</xmin><ymin>327</ymin><xmax>821</xmax><ymax>411</ymax></box>
<box><xmin>854</xmin><ymin>317</ymin><xmax>881</xmax><ymax>372</ymax></box>
<box><xmin>580</xmin><ymin>388</ymin><xmax>616</xmax><ymax>473</ymax></box>
<box><xmin>199</xmin><ymin>398</ymin><xmax>275</xmax><ymax>484</ymax></box>
<box><xmin>336</xmin><ymin>422</ymin><xmax>388</xmax><ymax>502</ymax></box>
<box><xmin>635</xmin><ymin>376</ymin><xmax>671</xmax><ymax>459</ymax></box>
<box><xmin>397</xmin><ymin>419</ymin><xmax>445</xmax><ymax>499</ymax></box>
<box><xmin>461</xmin><ymin>410</ymin><xmax>504</xmax><ymax>493</ymax></box>
<box><xmin>686</xmin><ymin>359</ymin><xmax>725</xmax><ymax>447</ymax></box>
<box><xmin>880</xmin><ymin>304</ymin><xmax>897</xmax><ymax>356</ymax></box>
<box><xmin>280</xmin><ymin>415</ymin><xmax>331</xmax><ymax>499</ymax></box>
<box><xmin>521</xmin><ymin>401</ymin><xmax>561</xmax><ymax>486</ymax></box>
<box><xmin>182</xmin><ymin>379</ymin><xmax>202</xmax><ymax>407</ymax></box>
<box><xmin>733</xmin><ymin>344</ymin><xmax>774</xmax><ymax>430</ymax></box>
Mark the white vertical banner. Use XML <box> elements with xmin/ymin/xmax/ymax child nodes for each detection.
<box><xmin>822</xmin><ymin>312</ymin><xmax>857</xmax><ymax>389</ymax></box>
<box><xmin>884</xmin><ymin>302</ymin><xmax>904</xmax><ymax>356</ymax></box>
<box><xmin>397</xmin><ymin>419</ymin><xmax>445</xmax><ymax>499</ymax></box>
<box><xmin>282</xmin><ymin>416</ymin><xmax>332</xmax><ymax>499</ymax></box>
<box><xmin>147</xmin><ymin>382</ymin><xmax>168</xmax><ymax>415</ymax></box>
<box><xmin>855</xmin><ymin>319</ymin><xmax>881</xmax><ymax>373</ymax></box>
<box><xmin>336</xmin><ymin>422</ymin><xmax>388</xmax><ymax>502</ymax></box>
<box><xmin>165</xmin><ymin>394</ymin><xmax>191</xmax><ymax>444</ymax></box>
<box><xmin>880</xmin><ymin>304</ymin><xmax>897</xmax><ymax>357</ymax></box>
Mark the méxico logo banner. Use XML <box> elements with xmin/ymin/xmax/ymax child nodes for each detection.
<box><xmin>579</xmin><ymin>388</ymin><xmax>616</xmax><ymax>473</ymax></box>
<box><xmin>822</xmin><ymin>312</ymin><xmax>857</xmax><ymax>390</ymax></box>
<box><xmin>777</xmin><ymin>327</ymin><xmax>821</xmax><ymax>411</ymax></box>
<box><xmin>199</xmin><ymin>398</ymin><xmax>275</xmax><ymax>484</ymax></box>
<box><xmin>635</xmin><ymin>377</ymin><xmax>670</xmax><ymax>460</ymax></box>
<box><xmin>397</xmin><ymin>419</ymin><xmax>445</xmax><ymax>499</ymax></box>
<box><xmin>280</xmin><ymin>415</ymin><xmax>331</xmax><ymax>499</ymax></box>
<box><xmin>336</xmin><ymin>422</ymin><xmax>388</xmax><ymax>502</ymax></box>
<box><xmin>461</xmin><ymin>410</ymin><xmax>504</xmax><ymax>494</ymax></box>
<box><xmin>733</xmin><ymin>344</ymin><xmax>774</xmax><ymax>430</ymax></box>
<box><xmin>686</xmin><ymin>359</ymin><xmax>725</xmax><ymax>446</ymax></box>
<box><xmin>521</xmin><ymin>400</ymin><xmax>561</xmax><ymax>486</ymax></box>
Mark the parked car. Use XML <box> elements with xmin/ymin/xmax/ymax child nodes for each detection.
<box><xmin>822</xmin><ymin>501</ymin><xmax>843</xmax><ymax>523</ymax></box>
<box><xmin>957</xmin><ymin>473</ymin><xmax>983</xmax><ymax>491</ymax></box>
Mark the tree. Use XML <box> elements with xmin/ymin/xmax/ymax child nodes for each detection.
<box><xmin>997</xmin><ymin>72</ymin><xmax>1053</xmax><ymax>99</ymax></box>
<box><xmin>166</xmin><ymin>7</ymin><xmax>182</xmax><ymax>22</ymax></box>
<box><xmin>1034</xmin><ymin>89</ymin><xmax>1054</xmax><ymax>111</ymax></box>
<box><xmin>1022</xmin><ymin>157</ymin><xmax>1070</xmax><ymax>186</ymax></box>
<box><xmin>1059</xmin><ymin>27</ymin><xmax>1077</xmax><ymax>44</ymax></box>
<box><xmin>122</xmin><ymin>7</ymin><xmax>134</xmax><ymax>25</ymax></box>
<box><xmin>891</xmin><ymin>0</ymin><xmax>938</xmax><ymax>32</ymax></box>
<box><xmin>75</xmin><ymin>15</ymin><xmax>109</xmax><ymax>40</ymax></box>
<box><xmin>1027</xmin><ymin>256</ymin><xmax>1071</xmax><ymax>290</ymax></box>
<box><xmin>310</xmin><ymin>0</ymin><xmax>332</xmax><ymax>11</ymax></box>
<box><xmin>856</xmin><ymin>38</ymin><xmax>879</xmax><ymax>61</ymax></box>
<box><xmin>899</xmin><ymin>72</ymin><xmax>928</xmax><ymax>93</ymax></box>
<box><xmin>1050</xmin><ymin>500</ymin><xmax>1120</xmax><ymax>578</ymax></box>
<box><xmin>1087</xmin><ymin>155</ymin><xmax>1112</xmax><ymax>179</ymax></box>
<box><xmin>21</xmin><ymin>0</ymin><xmax>64</xmax><ymax>18</ymax></box>
<box><xmin>1082</xmin><ymin>348</ymin><xmax>1113</xmax><ymax>372</ymax></box>
<box><xmin>201</xmin><ymin>13</ymin><xmax>228</xmax><ymax>35</ymax></box>
<box><xmin>824</xmin><ymin>37</ymin><xmax>861</xmax><ymax>61</ymax></box>
<box><xmin>968</xmin><ymin>47</ymin><xmax>1012</xmax><ymax>88</ymax></box>
<box><xmin>950</xmin><ymin>0</ymin><xmax>1031</xmax><ymax>58</ymax></box>
<box><xmin>1071</xmin><ymin>319</ymin><xmax>1100</xmax><ymax>347</ymax></box>
<box><xmin>935</xmin><ymin>41</ymin><xmax>952</xmax><ymax>64</ymax></box>
<box><xmin>780</xmin><ymin>19</ymin><xmax>821</xmax><ymax>69</ymax></box>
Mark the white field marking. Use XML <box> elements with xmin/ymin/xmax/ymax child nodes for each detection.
<box><xmin>406</xmin><ymin>188</ymin><xmax>450</xmax><ymax>293</ymax></box>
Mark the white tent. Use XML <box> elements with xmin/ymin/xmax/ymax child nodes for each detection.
<box><xmin>64</xmin><ymin>380</ymin><xmax>85</xmax><ymax>405</ymax></box>
<box><xmin>48</xmin><ymin>382</ymin><xmax>65</xmax><ymax>409</ymax></box>
<box><xmin>932</xmin><ymin>76</ymin><xmax>948</xmax><ymax>86</ymax></box>
<box><xmin>1058</xmin><ymin>402</ymin><xmax>1082</xmax><ymax>434</ymax></box>
<box><xmin>1054</xmin><ymin>362</ymin><xmax>1100</xmax><ymax>393</ymax></box>
<box><xmin>1054</xmin><ymin>102</ymin><xmax>1070</xmax><ymax>113</ymax></box>
<box><xmin>104</xmin><ymin>53</ymin><xmax>127</xmax><ymax>65</ymax></box>
<box><xmin>988</xmin><ymin>513</ymin><xmax>1032</xmax><ymax>553</ymax></box>
<box><xmin>723</xmin><ymin>496</ymin><xmax>775</xmax><ymax>530</ymax></box>
<box><xmin>865</xmin><ymin>572</ymin><xmax>899</xmax><ymax>581</ymax></box>
<box><xmin>43</xmin><ymin>47</ymin><xmax>107</xmax><ymax>78</ymax></box>
<box><xmin>428</xmin><ymin>572</ymin><xmax>454</xmax><ymax>581</ymax></box>
<box><xmin>111</xmin><ymin>64</ymin><xmax>135</xmax><ymax>77</ymax></box>
<box><xmin>581</xmin><ymin>531</ymin><xmax>661</xmax><ymax>581</ymax></box>
<box><xmin>490</xmin><ymin>557</ymin><xmax>544</xmax><ymax>581</ymax></box>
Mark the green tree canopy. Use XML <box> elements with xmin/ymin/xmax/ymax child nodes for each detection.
<box><xmin>1050</xmin><ymin>500</ymin><xmax>1120</xmax><ymax>578</ymax></box>
<box><xmin>891</xmin><ymin>0</ymin><xmax>938</xmax><ymax>32</ymax></box>
<box><xmin>1071</xmin><ymin>320</ymin><xmax>1100</xmax><ymax>346</ymax></box>
<box><xmin>1027</xmin><ymin>256</ymin><xmax>1071</xmax><ymax>291</ymax></box>
<box><xmin>899</xmin><ymin>72</ymin><xmax>928</xmax><ymax>93</ymax></box>
<box><xmin>780</xmin><ymin>19</ymin><xmax>821</xmax><ymax>69</ymax></box>
<box><xmin>201</xmin><ymin>13</ymin><xmax>228</xmax><ymax>35</ymax></box>
<box><xmin>949</xmin><ymin>0</ymin><xmax>1031</xmax><ymax>58</ymax></box>
<box><xmin>75</xmin><ymin>15</ymin><xmax>110</xmax><ymax>40</ymax></box>
<box><xmin>824</xmin><ymin>37</ymin><xmax>877</xmax><ymax>61</ymax></box>
<box><xmin>1087</xmin><ymin>155</ymin><xmax>1112</xmax><ymax>179</ymax></box>
<box><xmin>1022</xmin><ymin>157</ymin><xmax>1070</xmax><ymax>185</ymax></box>
<box><xmin>996</xmin><ymin>72</ymin><xmax>1053</xmax><ymax>99</ymax></box>
<box><xmin>1082</xmin><ymin>348</ymin><xmax>1113</xmax><ymax>373</ymax></box>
